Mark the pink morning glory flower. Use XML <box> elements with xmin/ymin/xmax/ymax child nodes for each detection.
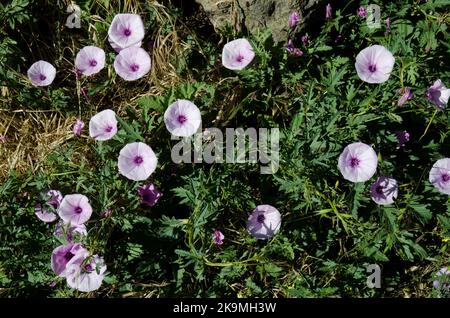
<box><xmin>394</xmin><ymin>130</ymin><xmax>410</xmax><ymax>148</ymax></box>
<box><xmin>113</xmin><ymin>46</ymin><xmax>151</xmax><ymax>81</ymax></box>
<box><xmin>222</xmin><ymin>38</ymin><xmax>255</xmax><ymax>71</ymax></box>
<box><xmin>58</xmin><ymin>194</ymin><xmax>93</xmax><ymax>225</ymax></box>
<box><xmin>397</xmin><ymin>87</ymin><xmax>413</xmax><ymax>106</ymax></box>
<box><xmin>138</xmin><ymin>183</ymin><xmax>162</xmax><ymax>207</ymax></box>
<box><xmin>426</xmin><ymin>79</ymin><xmax>450</xmax><ymax>109</ymax></box>
<box><xmin>75</xmin><ymin>46</ymin><xmax>105</xmax><ymax>76</ymax></box>
<box><xmin>288</xmin><ymin>11</ymin><xmax>300</xmax><ymax>28</ymax></box>
<box><xmin>89</xmin><ymin>109</ymin><xmax>118</xmax><ymax>141</ymax></box>
<box><xmin>118</xmin><ymin>142</ymin><xmax>158</xmax><ymax>181</ymax></box>
<box><xmin>355</xmin><ymin>45</ymin><xmax>395</xmax><ymax>84</ymax></box>
<box><xmin>325</xmin><ymin>3</ymin><xmax>332</xmax><ymax>19</ymax></box>
<box><xmin>247</xmin><ymin>205</ymin><xmax>281</xmax><ymax>240</ymax></box>
<box><xmin>73</xmin><ymin>118</ymin><xmax>84</xmax><ymax>136</ymax></box>
<box><xmin>51</xmin><ymin>243</ymin><xmax>88</xmax><ymax>277</ymax></box>
<box><xmin>164</xmin><ymin>99</ymin><xmax>202</xmax><ymax>137</ymax></box>
<box><xmin>108</xmin><ymin>13</ymin><xmax>145</xmax><ymax>51</ymax></box>
<box><xmin>213</xmin><ymin>230</ymin><xmax>224</xmax><ymax>245</ymax></box>
<box><xmin>370</xmin><ymin>176</ymin><xmax>398</xmax><ymax>205</ymax></box>
<box><xmin>27</xmin><ymin>60</ymin><xmax>56</xmax><ymax>86</ymax></box>
<box><xmin>433</xmin><ymin>267</ymin><xmax>450</xmax><ymax>290</ymax></box>
<box><xmin>338</xmin><ymin>142</ymin><xmax>378</xmax><ymax>183</ymax></box>
<box><xmin>429</xmin><ymin>158</ymin><xmax>450</xmax><ymax>195</ymax></box>
<box><xmin>357</xmin><ymin>6</ymin><xmax>366</xmax><ymax>17</ymax></box>
<box><xmin>66</xmin><ymin>254</ymin><xmax>107</xmax><ymax>292</ymax></box>
<box><xmin>54</xmin><ymin>220</ymin><xmax>87</xmax><ymax>242</ymax></box>
<box><xmin>35</xmin><ymin>190</ymin><xmax>63</xmax><ymax>223</ymax></box>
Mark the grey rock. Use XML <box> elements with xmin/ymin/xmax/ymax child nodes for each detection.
<box><xmin>195</xmin><ymin>0</ymin><xmax>326</xmax><ymax>42</ymax></box>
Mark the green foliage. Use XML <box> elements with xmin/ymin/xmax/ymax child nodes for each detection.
<box><xmin>1</xmin><ymin>0</ymin><xmax>450</xmax><ymax>298</ymax></box>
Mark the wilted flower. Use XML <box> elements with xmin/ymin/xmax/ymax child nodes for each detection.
<box><xmin>27</xmin><ymin>60</ymin><xmax>56</xmax><ymax>87</ymax></box>
<box><xmin>35</xmin><ymin>190</ymin><xmax>63</xmax><ymax>223</ymax></box>
<box><xmin>338</xmin><ymin>142</ymin><xmax>378</xmax><ymax>183</ymax></box>
<box><xmin>221</xmin><ymin>38</ymin><xmax>255</xmax><ymax>71</ymax></box>
<box><xmin>118</xmin><ymin>142</ymin><xmax>158</xmax><ymax>181</ymax></box>
<box><xmin>301</xmin><ymin>34</ymin><xmax>309</xmax><ymax>46</ymax></box>
<box><xmin>113</xmin><ymin>47</ymin><xmax>151</xmax><ymax>81</ymax></box>
<box><xmin>325</xmin><ymin>3</ymin><xmax>332</xmax><ymax>19</ymax></box>
<box><xmin>397</xmin><ymin>87</ymin><xmax>413</xmax><ymax>106</ymax></box>
<box><xmin>108</xmin><ymin>13</ymin><xmax>145</xmax><ymax>51</ymax></box>
<box><xmin>73</xmin><ymin>118</ymin><xmax>84</xmax><ymax>136</ymax></box>
<box><xmin>164</xmin><ymin>99</ymin><xmax>202</xmax><ymax>137</ymax></box>
<box><xmin>394</xmin><ymin>130</ymin><xmax>410</xmax><ymax>148</ymax></box>
<box><xmin>54</xmin><ymin>220</ymin><xmax>87</xmax><ymax>242</ymax></box>
<box><xmin>138</xmin><ymin>183</ymin><xmax>162</xmax><ymax>207</ymax></box>
<box><xmin>81</xmin><ymin>87</ymin><xmax>89</xmax><ymax>103</ymax></box>
<box><xmin>247</xmin><ymin>205</ymin><xmax>281</xmax><ymax>240</ymax></box>
<box><xmin>212</xmin><ymin>230</ymin><xmax>224</xmax><ymax>245</ymax></box>
<box><xmin>385</xmin><ymin>17</ymin><xmax>391</xmax><ymax>34</ymax></box>
<box><xmin>51</xmin><ymin>243</ymin><xmax>88</xmax><ymax>277</ymax></box>
<box><xmin>433</xmin><ymin>267</ymin><xmax>450</xmax><ymax>290</ymax></box>
<box><xmin>370</xmin><ymin>176</ymin><xmax>398</xmax><ymax>205</ymax></box>
<box><xmin>426</xmin><ymin>79</ymin><xmax>450</xmax><ymax>109</ymax></box>
<box><xmin>58</xmin><ymin>194</ymin><xmax>93</xmax><ymax>225</ymax></box>
<box><xmin>75</xmin><ymin>46</ymin><xmax>105</xmax><ymax>76</ymax></box>
<box><xmin>0</xmin><ymin>134</ymin><xmax>5</xmax><ymax>143</ymax></box>
<box><xmin>355</xmin><ymin>45</ymin><xmax>395</xmax><ymax>84</ymax></box>
<box><xmin>357</xmin><ymin>6</ymin><xmax>366</xmax><ymax>17</ymax></box>
<box><xmin>429</xmin><ymin>158</ymin><xmax>450</xmax><ymax>195</ymax></box>
<box><xmin>101</xmin><ymin>208</ymin><xmax>113</xmax><ymax>218</ymax></box>
<box><xmin>66</xmin><ymin>254</ymin><xmax>107</xmax><ymax>292</ymax></box>
<box><xmin>89</xmin><ymin>109</ymin><xmax>118</xmax><ymax>141</ymax></box>
<box><xmin>288</xmin><ymin>11</ymin><xmax>300</xmax><ymax>28</ymax></box>
<box><xmin>285</xmin><ymin>39</ymin><xmax>303</xmax><ymax>57</ymax></box>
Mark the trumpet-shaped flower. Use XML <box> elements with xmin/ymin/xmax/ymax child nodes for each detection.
<box><xmin>429</xmin><ymin>158</ymin><xmax>450</xmax><ymax>195</ymax></box>
<box><xmin>355</xmin><ymin>45</ymin><xmax>395</xmax><ymax>84</ymax></box>
<box><xmin>247</xmin><ymin>205</ymin><xmax>281</xmax><ymax>240</ymax></box>
<box><xmin>118</xmin><ymin>142</ymin><xmax>158</xmax><ymax>181</ymax></box>
<box><xmin>370</xmin><ymin>176</ymin><xmax>398</xmax><ymax>205</ymax></box>
<box><xmin>75</xmin><ymin>46</ymin><xmax>105</xmax><ymax>76</ymax></box>
<box><xmin>222</xmin><ymin>38</ymin><xmax>255</xmax><ymax>71</ymax></box>
<box><xmin>164</xmin><ymin>99</ymin><xmax>202</xmax><ymax>137</ymax></box>
<box><xmin>338</xmin><ymin>142</ymin><xmax>378</xmax><ymax>182</ymax></box>
<box><xmin>27</xmin><ymin>60</ymin><xmax>56</xmax><ymax>86</ymax></box>
<box><xmin>89</xmin><ymin>109</ymin><xmax>118</xmax><ymax>141</ymax></box>
<box><xmin>113</xmin><ymin>47</ymin><xmax>151</xmax><ymax>81</ymax></box>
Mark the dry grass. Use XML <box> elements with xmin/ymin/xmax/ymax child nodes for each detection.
<box><xmin>0</xmin><ymin>110</ymin><xmax>76</xmax><ymax>181</ymax></box>
<box><xmin>1</xmin><ymin>1</ymin><xmax>190</xmax><ymax>181</ymax></box>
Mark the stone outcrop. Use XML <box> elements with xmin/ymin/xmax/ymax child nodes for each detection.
<box><xmin>195</xmin><ymin>0</ymin><xmax>326</xmax><ymax>42</ymax></box>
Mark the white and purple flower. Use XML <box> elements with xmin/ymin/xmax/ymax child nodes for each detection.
<box><xmin>338</xmin><ymin>142</ymin><xmax>378</xmax><ymax>183</ymax></box>
<box><xmin>429</xmin><ymin>158</ymin><xmax>450</xmax><ymax>195</ymax></box>
<box><xmin>247</xmin><ymin>205</ymin><xmax>281</xmax><ymax>240</ymax></box>
<box><xmin>426</xmin><ymin>79</ymin><xmax>450</xmax><ymax>109</ymax></box>
<box><xmin>370</xmin><ymin>176</ymin><xmax>398</xmax><ymax>205</ymax></box>
<box><xmin>27</xmin><ymin>60</ymin><xmax>56</xmax><ymax>87</ymax></box>
<box><xmin>222</xmin><ymin>38</ymin><xmax>255</xmax><ymax>71</ymax></box>
<box><xmin>355</xmin><ymin>45</ymin><xmax>395</xmax><ymax>84</ymax></box>
<box><xmin>118</xmin><ymin>142</ymin><xmax>158</xmax><ymax>181</ymax></box>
